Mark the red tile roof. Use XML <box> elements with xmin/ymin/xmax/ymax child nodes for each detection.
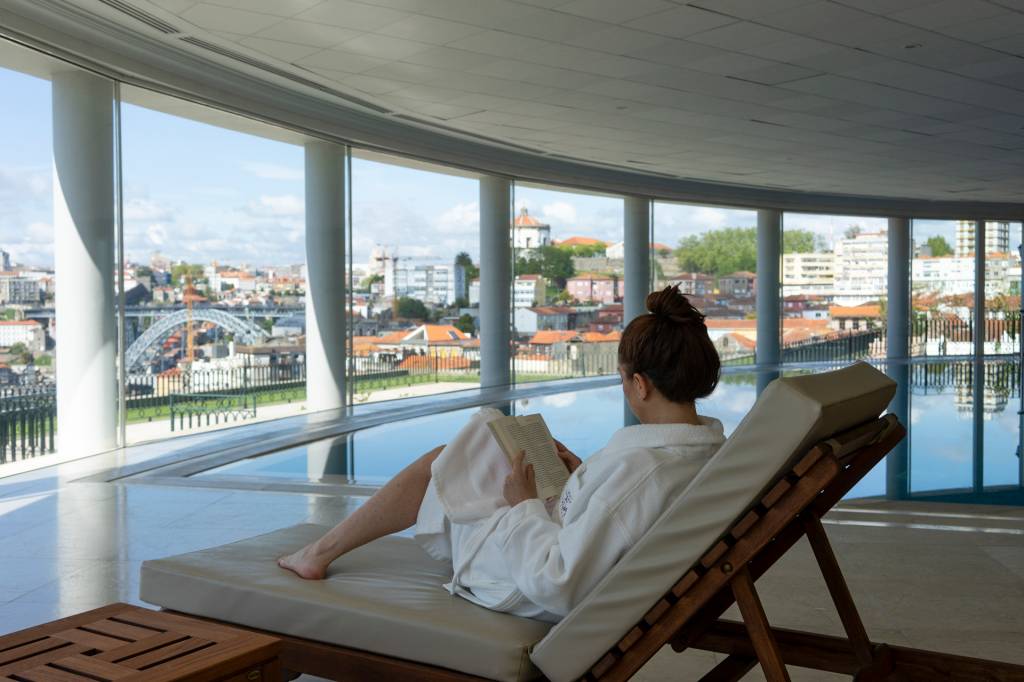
<box><xmin>514</xmin><ymin>207</ymin><xmax>548</xmax><ymax>228</ymax></box>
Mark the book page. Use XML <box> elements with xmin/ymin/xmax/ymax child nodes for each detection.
<box><xmin>488</xmin><ymin>414</ymin><xmax>569</xmax><ymax>500</ymax></box>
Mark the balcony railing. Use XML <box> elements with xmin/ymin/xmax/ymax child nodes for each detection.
<box><xmin>0</xmin><ymin>386</ymin><xmax>56</xmax><ymax>464</ymax></box>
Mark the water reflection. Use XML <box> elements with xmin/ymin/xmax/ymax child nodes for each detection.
<box><xmin>195</xmin><ymin>360</ymin><xmax>1024</xmax><ymax>504</ymax></box>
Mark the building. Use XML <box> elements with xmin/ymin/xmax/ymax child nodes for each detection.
<box><xmin>829</xmin><ymin>305</ymin><xmax>882</xmax><ymax>332</ymax></box>
<box><xmin>0</xmin><ymin>275</ymin><xmax>40</xmax><ymax>305</ymax></box>
<box><xmin>782</xmin><ymin>252</ymin><xmax>835</xmax><ymax>297</ymax></box>
<box><xmin>558</xmin><ymin>236</ymin><xmax>607</xmax><ymax>251</ymax></box>
<box><xmin>566</xmin><ymin>273</ymin><xmax>623</xmax><ymax>304</ymax></box>
<box><xmin>911</xmin><ymin>256</ymin><xmax>975</xmax><ymax>297</ymax></box>
<box><xmin>513</xmin><ymin>207</ymin><xmax>551</xmax><ymax>251</ymax></box>
<box><xmin>513</xmin><ymin>274</ymin><xmax>545</xmax><ymax>308</ymax></box>
<box><xmin>718</xmin><ymin>271</ymin><xmax>756</xmax><ymax>297</ymax></box>
<box><xmin>209</xmin><ymin>270</ymin><xmax>257</xmax><ymax>293</ymax></box>
<box><xmin>381</xmin><ymin>256</ymin><xmax>463</xmax><ymax>307</ymax></box>
<box><xmin>955</xmin><ymin>220</ymin><xmax>1009</xmax><ymax>257</ymax></box>
<box><xmin>667</xmin><ymin>272</ymin><xmax>715</xmax><ymax>297</ymax></box>
<box><xmin>0</xmin><ymin>249</ymin><xmax>10</xmax><ymax>271</ymax></box>
<box><xmin>0</xmin><ymin>320</ymin><xmax>45</xmax><ymax>352</ymax></box>
<box><xmin>833</xmin><ymin>231</ymin><xmax>888</xmax><ymax>306</ymax></box>
<box><xmin>513</xmin><ymin>306</ymin><xmax>584</xmax><ymax>334</ymax></box>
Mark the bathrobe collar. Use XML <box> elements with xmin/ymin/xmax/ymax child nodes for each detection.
<box><xmin>604</xmin><ymin>416</ymin><xmax>725</xmax><ymax>452</ymax></box>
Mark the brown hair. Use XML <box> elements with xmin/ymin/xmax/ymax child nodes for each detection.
<box><xmin>618</xmin><ymin>285</ymin><xmax>720</xmax><ymax>404</ymax></box>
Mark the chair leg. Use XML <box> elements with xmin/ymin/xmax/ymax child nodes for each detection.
<box><xmin>699</xmin><ymin>654</ymin><xmax>758</xmax><ymax>682</ymax></box>
<box><xmin>803</xmin><ymin>512</ymin><xmax>877</xmax><ymax>670</ymax></box>
<box><xmin>730</xmin><ymin>567</ymin><xmax>791</xmax><ymax>682</ymax></box>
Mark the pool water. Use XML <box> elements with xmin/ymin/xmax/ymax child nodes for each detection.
<box><xmin>194</xmin><ymin>361</ymin><xmax>1024</xmax><ymax>504</ymax></box>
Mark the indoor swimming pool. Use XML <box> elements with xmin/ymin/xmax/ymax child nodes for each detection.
<box><xmin>189</xmin><ymin>360</ymin><xmax>1024</xmax><ymax>504</ymax></box>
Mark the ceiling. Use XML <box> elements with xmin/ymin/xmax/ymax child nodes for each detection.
<box><xmin>11</xmin><ymin>0</ymin><xmax>1024</xmax><ymax>207</ymax></box>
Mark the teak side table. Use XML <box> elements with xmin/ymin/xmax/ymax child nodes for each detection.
<box><xmin>0</xmin><ymin>602</ymin><xmax>281</xmax><ymax>681</ymax></box>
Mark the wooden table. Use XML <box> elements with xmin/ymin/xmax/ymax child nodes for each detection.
<box><xmin>0</xmin><ymin>603</ymin><xmax>281</xmax><ymax>681</ymax></box>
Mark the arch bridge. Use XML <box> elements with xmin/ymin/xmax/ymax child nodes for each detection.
<box><xmin>125</xmin><ymin>308</ymin><xmax>268</xmax><ymax>372</ymax></box>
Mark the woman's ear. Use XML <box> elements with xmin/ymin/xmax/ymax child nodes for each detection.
<box><xmin>632</xmin><ymin>372</ymin><xmax>648</xmax><ymax>400</ymax></box>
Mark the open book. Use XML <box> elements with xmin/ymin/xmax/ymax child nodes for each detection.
<box><xmin>487</xmin><ymin>413</ymin><xmax>570</xmax><ymax>500</ymax></box>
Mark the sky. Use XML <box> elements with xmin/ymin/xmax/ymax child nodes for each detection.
<box><xmin>0</xmin><ymin>61</ymin><xmax>998</xmax><ymax>275</ymax></box>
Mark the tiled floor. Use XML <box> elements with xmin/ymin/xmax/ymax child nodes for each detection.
<box><xmin>2</xmin><ymin>444</ymin><xmax>1023</xmax><ymax>680</ymax></box>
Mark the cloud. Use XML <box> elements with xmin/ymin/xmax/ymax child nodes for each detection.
<box><xmin>249</xmin><ymin>194</ymin><xmax>304</xmax><ymax>217</ymax></box>
<box><xmin>146</xmin><ymin>223</ymin><xmax>167</xmax><ymax>246</ymax></box>
<box><xmin>434</xmin><ymin>201</ymin><xmax>479</xmax><ymax>235</ymax></box>
<box><xmin>243</xmin><ymin>162</ymin><xmax>303</xmax><ymax>181</ymax></box>
<box><xmin>125</xmin><ymin>198</ymin><xmax>173</xmax><ymax>222</ymax></box>
<box><xmin>541</xmin><ymin>201</ymin><xmax>577</xmax><ymax>226</ymax></box>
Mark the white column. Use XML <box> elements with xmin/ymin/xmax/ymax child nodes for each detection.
<box><xmin>304</xmin><ymin>141</ymin><xmax>347</xmax><ymax>412</ymax></box>
<box><xmin>53</xmin><ymin>70</ymin><xmax>117</xmax><ymax>455</ymax></box>
<box><xmin>756</xmin><ymin>209</ymin><xmax>781</xmax><ymax>394</ymax></box>
<box><xmin>623</xmin><ymin>196</ymin><xmax>651</xmax><ymax>326</ymax></box>
<box><xmin>480</xmin><ymin>175</ymin><xmax>511</xmax><ymax>388</ymax></box>
<box><xmin>886</xmin><ymin>217</ymin><xmax>910</xmax><ymax>499</ymax></box>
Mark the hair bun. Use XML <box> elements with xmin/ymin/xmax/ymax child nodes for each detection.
<box><xmin>646</xmin><ymin>285</ymin><xmax>706</xmax><ymax>325</ymax></box>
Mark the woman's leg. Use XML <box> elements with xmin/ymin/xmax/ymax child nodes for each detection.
<box><xmin>278</xmin><ymin>444</ymin><xmax>445</xmax><ymax>579</ymax></box>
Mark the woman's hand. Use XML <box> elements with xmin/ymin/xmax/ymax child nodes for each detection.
<box><xmin>503</xmin><ymin>450</ymin><xmax>538</xmax><ymax>507</ymax></box>
<box><xmin>554</xmin><ymin>439</ymin><xmax>582</xmax><ymax>473</ymax></box>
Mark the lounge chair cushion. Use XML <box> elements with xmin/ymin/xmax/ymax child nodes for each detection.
<box><xmin>140</xmin><ymin>525</ymin><xmax>551</xmax><ymax>681</ymax></box>
<box><xmin>530</xmin><ymin>362</ymin><xmax>896</xmax><ymax>681</ymax></box>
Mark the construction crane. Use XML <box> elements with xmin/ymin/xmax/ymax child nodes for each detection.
<box><xmin>183</xmin><ymin>273</ymin><xmax>197</xmax><ymax>364</ymax></box>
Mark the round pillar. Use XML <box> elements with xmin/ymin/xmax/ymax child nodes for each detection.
<box><xmin>304</xmin><ymin>141</ymin><xmax>347</xmax><ymax>412</ymax></box>
<box><xmin>53</xmin><ymin>70</ymin><xmax>117</xmax><ymax>455</ymax></box>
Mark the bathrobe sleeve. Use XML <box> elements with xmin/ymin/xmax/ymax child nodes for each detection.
<box><xmin>490</xmin><ymin>497</ymin><xmax>631</xmax><ymax>617</ymax></box>
<box><xmin>489</xmin><ymin>460</ymin><xmax>659</xmax><ymax>617</ymax></box>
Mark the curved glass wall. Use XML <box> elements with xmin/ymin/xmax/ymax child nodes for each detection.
<box><xmin>0</xmin><ymin>32</ymin><xmax>1020</xmax><ymax>503</ymax></box>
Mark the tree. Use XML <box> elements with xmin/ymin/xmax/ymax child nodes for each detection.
<box><xmin>397</xmin><ymin>296</ymin><xmax>430</xmax><ymax>321</ymax></box>
<box><xmin>455</xmin><ymin>313</ymin><xmax>475</xmax><ymax>335</ymax></box>
<box><xmin>455</xmin><ymin>252</ymin><xmax>479</xmax><ymax>299</ymax></box>
<box><xmin>926</xmin><ymin>235</ymin><xmax>953</xmax><ymax>257</ymax></box>
<box><xmin>844</xmin><ymin>225</ymin><xmax>862</xmax><ymax>240</ymax></box>
<box><xmin>557</xmin><ymin>243</ymin><xmax>606</xmax><ymax>258</ymax></box>
<box><xmin>359</xmin><ymin>273</ymin><xmax>384</xmax><ymax>290</ymax></box>
<box><xmin>515</xmin><ymin>245</ymin><xmax>575</xmax><ymax>287</ymax></box>
<box><xmin>782</xmin><ymin>229</ymin><xmax>818</xmax><ymax>254</ymax></box>
<box><xmin>675</xmin><ymin>227</ymin><xmax>757</xmax><ymax>276</ymax></box>
<box><xmin>9</xmin><ymin>342</ymin><xmax>26</xmax><ymax>356</ymax></box>
<box><xmin>170</xmin><ymin>263</ymin><xmax>204</xmax><ymax>286</ymax></box>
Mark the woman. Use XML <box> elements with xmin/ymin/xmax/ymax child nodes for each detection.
<box><xmin>279</xmin><ymin>285</ymin><xmax>724</xmax><ymax>622</ymax></box>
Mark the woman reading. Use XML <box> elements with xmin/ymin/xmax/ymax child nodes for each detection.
<box><xmin>279</xmin><ymin>285</ymin><xmax>724</xmax><ymax>622</ymax></box>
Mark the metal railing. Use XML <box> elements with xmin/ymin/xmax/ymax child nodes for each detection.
<box><xmin>126</xmin><ymin>363</ymin><xmax>306</xmax><ymax>421</ymax></box>
<box><xmin>169</xmin><ymin>392</ymin><xmax>258</xmax><ymax>431</ymax></box>
<box><xmin>0</xmin><ymin>386</ymin><xmax>56</xmax><ymax>463</ymax></box>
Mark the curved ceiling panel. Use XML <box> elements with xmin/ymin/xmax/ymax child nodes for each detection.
<box><xmin>3</xmin><ymin>0</ymin><xmax>1024</xmax><ymax>217</ymax></box>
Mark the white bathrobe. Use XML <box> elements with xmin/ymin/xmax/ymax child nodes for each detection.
<box><xmin>414</xmin><ymin>407</ymin><xmax>726</xmax><ymax>622</ymax></box>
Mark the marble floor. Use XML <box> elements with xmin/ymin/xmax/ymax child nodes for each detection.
<box><xmin>2</xmin><ymin>440</ymin><xmax>1023</xmax><ymax>680</ymax></box>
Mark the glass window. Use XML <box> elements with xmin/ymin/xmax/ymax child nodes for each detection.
<box><xmin>0</xmin><ymin>42</ymin><xmax>86</xmax><ymax>460</ymax></box>
<box><xmin>510</xmin><ymin>183</ymin><xmax>623</xmax><ymax>383</ymax></box>
<box><xmin>909</xmin><ymin>220</ymin><xmax>975</xmax><ymax>494</ymax></box>
<box><xmin>119</xmin><ymin>86</ymin><xmax>307</xmax><ymax>444</ymax></box>
<box><xmin>652</xmin><ymin>201</ymin><xmax>757</xmax><ymax>366</ymax></box>
<box><xmin>349</xmin><ymin>152</ymin><xmax>479</xmax><ymax>403</ymax></box>
<box><xmin>781</xmin><ymin>213</ymin><xmax>887</xmax><ymax>364</ymax></box>
<box><xmin>983</xmin><ymin>221</ymin><xmax>1022</xmax><ymax>488</ymax></box>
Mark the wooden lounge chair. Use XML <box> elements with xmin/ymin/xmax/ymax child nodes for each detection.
<box><xmin>141</xmin><ymin>363</ymin><xmax>1024</xmax><ymax>681</ymax></box>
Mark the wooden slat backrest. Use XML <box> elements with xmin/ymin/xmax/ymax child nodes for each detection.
<box><xmin>585</xmin><ymin>415</ymin><xmax>904</xmax><ymax>681</ymax></box>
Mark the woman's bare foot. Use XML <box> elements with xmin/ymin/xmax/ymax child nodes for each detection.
<box><xmin>277</xmin><ymin>544</ymin><xmax>330</xmax><ymax>580</ymax></box>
